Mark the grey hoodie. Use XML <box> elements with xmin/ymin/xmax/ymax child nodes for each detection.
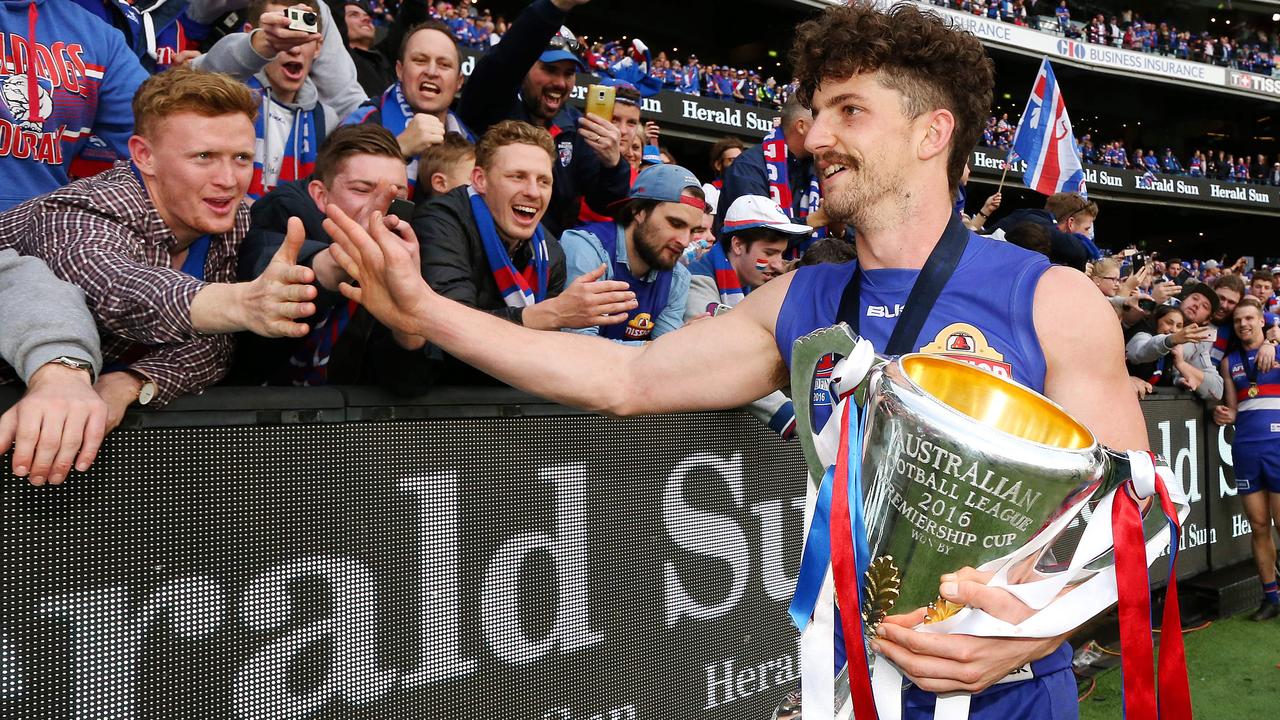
<box><xmin>0</xmin><ymin>250</ymin><xmax>102</xmax><ymax>382</ymax></box>
<box><xmin>190</xmin><ymin>1</ymin><xmax>366</xmax><ymax>120</ymax></box>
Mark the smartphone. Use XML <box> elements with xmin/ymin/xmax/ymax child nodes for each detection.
<box><xmin>387</xmin><ymin>198</ymin><xmax>416</xmax><ymax>223</ymax></box>
<box><xmin>1133</xmin><ymin>253</ymin><xmax>1145</xmax><ymax>272</ymax></box>
<box><xmin>585</xmin><ymin>84</ymin><xmax>616</xmax><ymax>120</ymax></box>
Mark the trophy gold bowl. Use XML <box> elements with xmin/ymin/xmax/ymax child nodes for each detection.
<box><xmin>791</xmin><ymin>324</ymin><xmax>1154</xmax><ymax>638</ymax></box>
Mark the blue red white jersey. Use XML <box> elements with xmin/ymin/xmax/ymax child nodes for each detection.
<box><xmin>1227</xmin><ymin>345</ymin><xmax>1280</xmax><ymax>443</ymax></box>
<box><xmin>775</xmin><ymin>232</ymin><xmax>1051</xmax><ymax>434</ymax></box>
<box><xmin>0</xmin><ymin>0</ymin><xmax>148</xmax><ymax>210</ymax></box>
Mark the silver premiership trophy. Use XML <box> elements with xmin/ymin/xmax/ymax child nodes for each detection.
<box><xmin>781</xmin><ymin>324</ymin><xmax>1171</xmax><ymax>719</ymax></box>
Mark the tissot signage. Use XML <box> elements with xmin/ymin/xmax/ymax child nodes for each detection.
<box><xmin>970</xmin><ymin>147</ymin><xmax>1280</xmax><ymax>212</ymax></box>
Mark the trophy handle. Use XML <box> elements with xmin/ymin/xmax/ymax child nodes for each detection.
<box><xmin>790</xmin><ymin>323</ymin><xmax>865</xmax><ymax>488</ymax></box>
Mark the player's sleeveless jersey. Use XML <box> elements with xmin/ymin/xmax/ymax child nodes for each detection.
<box><xmin>776</xmin><ymin>233</ymin><xmax>1051</xmax><ymax>432</ymax></box>
<box><xmin>1226</xmin><ymin>346</ymin><xmax>1280</xmax><ymax>443</ymax></box>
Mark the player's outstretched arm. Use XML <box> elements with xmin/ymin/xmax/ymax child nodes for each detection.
<box><xmin>323</xmin><ymin>205</ymin><xmax>788</xmax><ymax>416</ymax></box>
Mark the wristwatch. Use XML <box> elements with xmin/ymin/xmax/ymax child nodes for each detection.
<box><xmin>48</xmin><ymin>355</ymin><xmax>96</xmax><ymax>382</ymax></box>
<box><xmin>132</xmin><ymin>373</ymin><xmax>157</xmax><ymax>406</ymax></box>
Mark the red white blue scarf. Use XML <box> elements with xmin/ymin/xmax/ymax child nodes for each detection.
<box><xmin>470</xmin><ymin>188</ymin><xmax>548</xmax><ymax>307</ymax></box>
<box><xmin>761</xmin><ymin>125</ymin><xmax>821</xmax><ymax>223</ymax></box>
<box><xmin>707</xmin><ymin>242</ymin><xmax>745</xmax><ymax>306</ymax></box>
<box><xmin>761</xmin><ymin>126</ymin><xmax>821</xmax><ymax>256</ymax></box>
<box><xmin>247</xmin><ymin>77</ymin><xmax>320</xmax><ymax>200</ymax></box>
<box><xmin>374</xmin><ymin>83</ymin><xmax>475</xmax><ymax>197</ymax></box>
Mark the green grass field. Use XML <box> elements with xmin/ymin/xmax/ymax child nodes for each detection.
<box><xmin>1079</xmin><ymin>614</ymin><xmax>1280</xmax><ymax>719</ymax></box>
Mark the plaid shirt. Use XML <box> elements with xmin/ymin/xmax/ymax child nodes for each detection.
<box><xmin>0</xmin><ymin>162</ymin><xmax>249</xmax><ymax>406</ymax></box>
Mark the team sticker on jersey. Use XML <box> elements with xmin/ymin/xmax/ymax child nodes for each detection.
<box><xmin>624</xmin><ymin>312</ymin><xmax>655</xmax><ymax>340</ymax></box>
<box><xmin>919</xmin><ymin>323</ymin><xmax>1013</xmax><ymax>379</ymax></box>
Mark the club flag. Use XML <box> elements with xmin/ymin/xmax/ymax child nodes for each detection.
<box><xmin>1007</xmin><ymin>59</ymin><xmax>1087</xmax><ymax>198</ymax></box>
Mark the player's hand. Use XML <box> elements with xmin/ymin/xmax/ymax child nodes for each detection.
<box><xmin>1213</xmin><ymin>404</ymin><xmax>1236</xmax><ymax>426</ymax></box>
<box><xmin>397</xmin><ymin>114</ymin><xmax>446</xmax><ymax>158</ymax></box>
<box><xmin>0</xmin><ymin>363</ymin><xmax>108</xmax><ymax>485</ymax></box>
<box><xmin>324</xmin><ymin>206</ymin><xmax>433</xmax><ymax>338</ymax></box>
<box><xmin>873</xmin><ymin>568</ymin><xmax>1065</xmax><ymax>694</ymax></box>
<box><xmin>578</xmin><ymin>112</ymin><xmax>622</xmax><ymax>167</ymax></box>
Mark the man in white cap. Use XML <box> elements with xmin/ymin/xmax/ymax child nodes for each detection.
<box><xmin>686</xmin><ymin>195</ymin><xmax>811</xmax><ymax>319</ymax></box>
<box><xmin>684</xmin><ymin>194</ymin><xmax>812</xmax><ymax>437</ymax></box>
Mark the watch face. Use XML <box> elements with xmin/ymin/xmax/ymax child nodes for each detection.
<box><xmin>138</xmin><ymin>382</ymin><xmax>157</xmax><ymax>406</ymax></box>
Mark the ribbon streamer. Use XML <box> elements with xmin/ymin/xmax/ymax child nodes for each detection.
<box><xmin>828</xmin><ymin>402</ymin><xmax>878</xmax><ymax>720</ymax></box>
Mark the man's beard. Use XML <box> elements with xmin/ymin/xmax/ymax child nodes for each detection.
<box><xmin>819</xmin><ymin>152</ymin><xmax>903</xmax><ymax>231</ymax></box>
<box><xmin>634</xmin><ymin>215</ymin><xmax>677</xmax><ymax>271</ymax></box>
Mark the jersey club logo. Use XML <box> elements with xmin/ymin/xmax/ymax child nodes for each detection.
<box><xmin>624</xmin><ymin>312</ymin><xmax>655</xmax><ymax>340</ymax></box>
<box><xmin>919</xmin><ymin>323</ymin><xmax>1013</xmax><ymax>379</ymax></box>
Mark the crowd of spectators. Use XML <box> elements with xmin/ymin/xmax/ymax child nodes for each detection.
<box><xmin>930</xmin><ymin>0</ymin><xmax>1280</xmax><ymax>75</ymax></box>
<box><xmin>0</xmin><ymin>0</ymin><xmax>826</xmax><ymax>486</ymax></box>
<box><xmin>981</xmin><ymin>114</ymin><xmax>1280</xmax><ymax>185</ymax></box>
<box><xmin>426</xmin><ymin>0</ymin><xmax>792</xmax><ymax>108</ymax></box>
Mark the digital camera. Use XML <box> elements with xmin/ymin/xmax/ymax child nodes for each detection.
<box><xmin>286</xmin><ymin>7</ymin><xmax>319</xmax><ymax>33</ymax></box>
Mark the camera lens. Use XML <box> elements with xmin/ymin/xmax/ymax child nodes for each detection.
<box><xmin>303</xmin><ymin>12</ymin><xmax>316</xmax><ymax>24</ymax></box>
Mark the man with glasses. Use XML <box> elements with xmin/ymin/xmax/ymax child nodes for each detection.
<box><xmin>457</xmin><ymin>0</ymin><xmax>630</xmax><ymax>236</ymax></box>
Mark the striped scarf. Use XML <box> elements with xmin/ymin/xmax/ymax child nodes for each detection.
<box><xmin>247</xmin><ymin>77</ymin><xmax>320</xmax><ymax>200</ymax></box>
<box><xmin>761</xmin><ymin>125</ymin><xmax>821</xmax><ymax>254</ymax></box>
<box><xmin>375</xmin><ymin>83</ymin><xmax>475</xmax><ymax>197</ymax></box>
<box><xmin>707</xmin><ymin>242</ymin><xmax>745</xmax><ymax>306</ymax></box>
<box><xmin>470</xmin><ymin>188</ymin><xmax>548</xmax><ymax>307</ymax></box>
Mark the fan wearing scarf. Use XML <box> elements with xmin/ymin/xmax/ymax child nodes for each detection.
<box><xmin>223</xmin><ymin>2</ymin><xmax>340</xmax><ymax>200</ymax></box>
<box><xmin>715</xmin><ymin>95</ymin><xmax>824</xmax><ymax>248</ymax></box>
<box><xmin>342</xmin><ymin>19</ymin><xmax>474</xmax><ymax>198</ymax></box>
<box><xmin>560</xmin><ymin>164</ymin><xmax>708</xmax><ymax>345</ymax></box>
<box><xmin>686</xmin><ymin>194</ymin><xmax>809</xmax><ymax>438</ymax></box>
<box><xmin>456</xmin><ymin>0</ymin><xmax>631</xmax><ymax>237</ymax></box>
<box><xmin>232</xmin><ymin>123</ymin><xmax>418</xmax><ymax>389</ymax></box>
<box><xmin>408</xmin><ymin>120</ymin><xmax>637</xmax><ymax>384</ymax></box>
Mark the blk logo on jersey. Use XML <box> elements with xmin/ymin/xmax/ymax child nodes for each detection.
<box><xmin>920</xmin><ymin>323</ymin><xmax>1013</xmax><ymax>379</ymax></box>
<box><xmin>867</xmin><ymin>303</ymin><xmax>906</xmax><ymax>319</ymax></box>
<box><xmin>558</xmin><ymin>139</ymin><xmax>573</xmax><ymax>167</ymax></box>
<box><xmin>624</xmin><ymin>312</ymin><xmax>655</xmax><ymax>340</ymax></box>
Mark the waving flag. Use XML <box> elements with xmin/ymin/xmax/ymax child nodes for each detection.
<box><xmin>1008</xmin><ymin>59</ymin><xmax>1087</xmax><ymax>197</ymax></box>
